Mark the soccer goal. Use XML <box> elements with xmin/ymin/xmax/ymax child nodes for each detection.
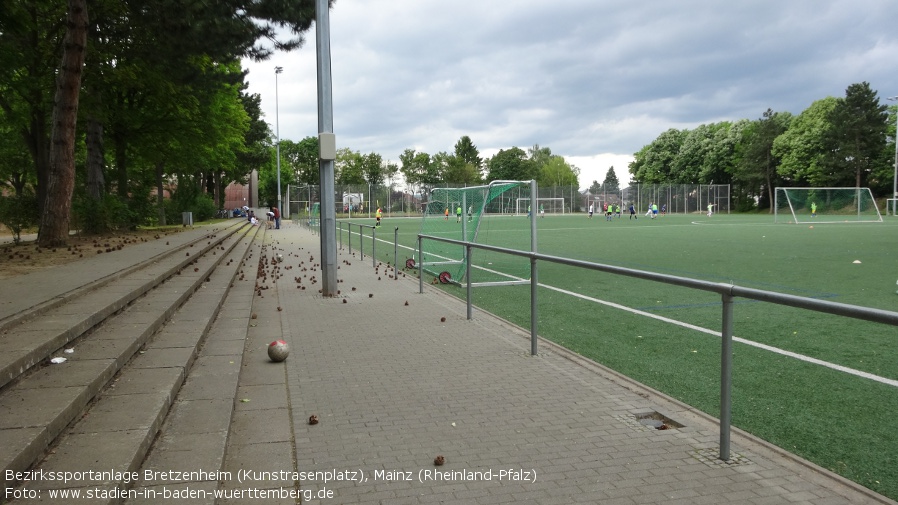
<box><xmin>887</xmin><ymin>198</ymin><xmax>898</xmax><ymax>216</ymax></box>
<box><xmin>416</xmin><ymin>180</ymin><xmax>534</xmax><ymax>286</ymax></box>
<box><xmin>774</xmin><ymin>187</ymin><xmax>883</xmax><ymax>223</ymax></box>
<box><xmin>515</xmin><ymin>197</ymin><xmax>565</xmax><ymax>215</ymax></box>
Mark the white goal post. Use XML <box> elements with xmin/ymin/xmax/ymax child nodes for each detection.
<box><xmin>774</xmin><ymin>187</ymin><xmax>883</xmax><ymax>223</ymax></box>
<box><xmin>515</xmin><ymin>197</ymin><xmax>565</xmax><ymax>215</ymax></box>
<box><xmin>887</xmin><ymin>198</ymin><xmax>898</xmax><ymax>216</ymax></box>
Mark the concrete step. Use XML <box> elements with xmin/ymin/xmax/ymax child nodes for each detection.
<box><xmin>0</xmin><ymin>222</ymin><xmax>243</xmax><ymax>334</ymax></box>
<box><xmin>0</xmin><ymin>222</ymin><xmax>248</xmax><ymax>391</ymax></box>
<box><xmin>0</xmin><ymin>224</ymin><xmax>262</xmax><ymax>499</ymax></box>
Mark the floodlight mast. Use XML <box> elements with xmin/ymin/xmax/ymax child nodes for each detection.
<box><xmin>889</xmin><ymin>96</ymin><xmax>898</xmax><ymax>217</ymax></box>
<box><xmin>275</xmin><ymin>66</ymin><xmax>283</xmax><ymax>222</ymax></box>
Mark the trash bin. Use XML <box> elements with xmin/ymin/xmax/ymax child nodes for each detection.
<box><xmin>182</xmin><ymin>212</ymin><xmax>193</xmax><ymax>227</ymax></box>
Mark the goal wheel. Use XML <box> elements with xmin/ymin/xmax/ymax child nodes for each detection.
<box><xmin>438</xmin><ymin>271</ymin><xmax>452</xmax><ymax>284</ymax></box>
<box><xmin>405</xmin><ymin>258</ymin><xmax>416</xmax><ymax>269</ymax></box>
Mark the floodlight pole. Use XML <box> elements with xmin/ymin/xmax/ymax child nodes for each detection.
<box><xmin>889</xmin><ymin>96</ymin><xmax>898</xmax><ymax>217</ymax></box>
<box><xmin>275</xmin><ymin>66</ymin><xmax>283</xmax><ymax>222</ymax></box>
<box><xmin>316</xmin><ymin>0</ymin><xmax>338</xmax><ymax>295</ymax></box>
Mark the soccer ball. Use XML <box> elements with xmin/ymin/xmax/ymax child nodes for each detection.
<box><xmin>267</xmin><ymin>340</ymin><xmax>289</xmax><ymax>362</ymax></box>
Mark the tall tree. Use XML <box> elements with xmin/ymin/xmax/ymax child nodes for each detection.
<box><xmin>486</xmin><ymin>147</ymin><xmax>535</xmax><ymax>182</ymax></box>
<box><xmin>827</xmin><ymin>82</ymin><xmax>889</xmax><ymax>188</ymax></box>
<box><xmin>454</xmin><ymin>135</ymin><xmax>482</xmax><ymax>170</ymax></box>
<box><xmin>734</xmin><ymin>109</ymin><xmax>791</xmax><ymax>211</ymax></box>
<box><xmin>602</xmin><ymin>166</ymin><xmax>620</xmax><ymax>193</ymax></box>
<box><xmin>773</xmin><ymin>97</ymin><xmax>839</xmax><ymax>185</ymax></box>
<box><xmin>39</xmin><ymin>0</ymin><xmax>88</xmax><ymax>247</ymax></box>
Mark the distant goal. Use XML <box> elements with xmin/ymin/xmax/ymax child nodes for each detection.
<box><xmin>515</xmin><ymin>197</ymin><xmax>565</xmax><ymax>215</ymax></box>
<box><xmin>774</xmin><ymin>187</ymin><xmax>883</xmax><ymax>223</ymax></box>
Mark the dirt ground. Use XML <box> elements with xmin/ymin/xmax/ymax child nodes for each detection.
<box><xmin>0</xmin><ymin>225</ymin><xmax>187</xmax><ymax>280</ymax></box>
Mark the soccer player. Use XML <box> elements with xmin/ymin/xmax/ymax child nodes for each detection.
<box><xmin>539</xmin><ymin>204</ymin><xmax>545</xmax><ymax>218</ymax></box>
<box><xmin>456</xmin><ymin>205</ymin><xmax>462</xmax><ymax>223</ymax></box>
<box><xmin>588</xmin><ymin>203</ymin><xmax>594</xmax><ymax>218</ymax></box>
<box><xmin>467</xmin><ymin>205</ymin><xmax>473</xmax><ymax>222</ymax></box>
<box><xmin>629</xmin><ymin>204</ymin><xmax>637</xmax><ymax>220</ymax></box>
<box><xmin>811</xmin><ymin>202</ymin><xmax>817</xmax><ymax>217</ymax></box>
<box><xmin>651</xmin><ymin>203</ymin><xmax>658</xmax><ymax>219</ymax></box>
<box><xmin>707</xmin><ymin>203</ymin><xmax>714</xmax><ymax>217</ymax></box>
<box><xmin>444</xmin><ymin>207</ymin><xmax>449</xmax><ymax>220</ymax></box>
<box><xmin>375</xmin><ymin>207</ymin><xmax>382</xmax><ymax>227</ymax></box>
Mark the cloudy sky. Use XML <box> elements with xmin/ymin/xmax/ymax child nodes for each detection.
<box><xmin>241</xmin><ymin>1</ymin><xmax>898</xmax><ymax>189</ymax></box>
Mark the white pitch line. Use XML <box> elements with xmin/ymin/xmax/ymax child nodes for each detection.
<box><xmin>541</xmin><ymin>283</ymin><xmax>898</xmax><ymax>389</ymax></box>
<box><xmin>367</xmin><ymin>232</ymin><xmax>897</xmax><ymax>388</ymax></box>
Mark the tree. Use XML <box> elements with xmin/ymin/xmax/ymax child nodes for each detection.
<box><xmin>588</xmin><ymin>180</ymin><xmax>602</xmax><ymax>194</ymax></box>
<box><xmin>773</xmin><ymin>97</ymin><xmax>840</xmax><ymax>185</ymax></box>
<box><xmin>485</xmin><ymin>147</ymin><xmax>535</xmax><ymax>182</ymax></box>
<box><xmin>281</xmin><ymin>136</ymin><xmax>319</xmax><ymax>185</ymax></box>
<box><xmin>602</xmin><ymin>166</ymin><xmax>620</xmax><ymax>193</ymax></box>
<box><xmin>336</xmin><ymin>148</ymin><xmax>364</xmax><ymax>185</ymax></box>
<box><xmin>454</xmin><ymin>135</ymin><xmax>482</xmax><ymax>170</ymax></box>
<box><xmin>39</xmin><ymin>0</ymin><xmax>88</xmax><ymax>247</ymax></box>
<box><xmin>734</xmin><ymin>109</ymin><xmax>791</xmax><ymax>211</ymax></box>
<box><xmin>827</xmin><ymin>82</ymin><xmax>889</xmax><ymax>188</ymax></box>
<box><xmin>399</xmin><ymin>149</ymin><xmax>439</xmax><ymax>192</ymax></box>
<box><xmin>360</xmin><ymin>152</ymin><xmax>385</xmax><ymax>186</ymax></box>
<box><xmin>629</xmin><ymin>128</ymin><xmax>686</xmax><ymax>183</ymax></box>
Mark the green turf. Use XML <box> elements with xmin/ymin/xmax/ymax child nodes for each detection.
<box><xmin>345</xmin><ymin>212</ymin><xmax>898</xmax><ymax>499</ymax></box>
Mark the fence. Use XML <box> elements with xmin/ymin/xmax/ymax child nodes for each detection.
<box><xmin>619</xmin><ymin>183</ymin><xmax>731</xmax><ymax>214</ymax></box>
<box><xmin>407</xmin><ymin>232</ymin><xmax>898</xmax><ymax>462</ymax></box>
<box><xmin>287</xmin><ymin>183</ymin><xmax>584</xmax><ymax>219</ymax></box>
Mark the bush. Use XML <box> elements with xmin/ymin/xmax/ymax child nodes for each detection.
<box><xmin>73</xmin><ymin>194</ymin><xmax>133</xmax><ymax>234</ymax></box>
<box><xmin>164</xmin><ymin>191</ymin><xmax>217</xmax><ymax>224</ymax></box>
<box><xmin>0</xmin><ymin>192</ymin><xmax>39</xmax><ymax>245</ymax></box>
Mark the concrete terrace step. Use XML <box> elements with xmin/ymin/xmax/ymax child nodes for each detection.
<box><xmin>0</xmin><ymin>221</ymin><xmax>242</xmax><ymax>334</ymax></box>
<box><xmin>0</xmin><ymin>224</ymin><xmax>262</xmax><ymax>497</ymax></box>
<box><xmin>0</xmin><ymin>222</ymin><xmax>247</xmax><ymax>391</ymax></box>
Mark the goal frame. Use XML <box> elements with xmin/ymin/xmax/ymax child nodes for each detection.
<box><xmin>417</xmin><ymin>180</ymin><xmax>535</xmax><ymax>287</ymax></box>
<box><xmin>515</xmin><ymin>197</ymin><xmax>565</xmax><ymax>215</ymax></box>
<box><xmin>887</xmin><ymin>198</ymin><xmax>898</xmax><ymax>216</ymax></box>
<box><xmin>774</xmin><ymin>187</ymin><xmax>883</xmax><ymax>223</ymax></box>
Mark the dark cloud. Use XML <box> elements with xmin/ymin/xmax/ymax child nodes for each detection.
<box><xmin>244</xmin><ymin>0</ymin><xmax>898</xmax><ymax>186</ymax></box>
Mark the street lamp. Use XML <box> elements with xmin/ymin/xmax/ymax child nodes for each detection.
<box><xmin>889</xmin><ymin>96</ymin><xmax>898</xmax><ymax>217</ymax></box>
<box><xmin>275</xmin><ymin>66</ymin><xmax>283</xmax><ymax>227</ymax></box>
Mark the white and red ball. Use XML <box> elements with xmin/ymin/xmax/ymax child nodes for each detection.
<box><xmin>268</xmin><ymin>339</ymin><xmax>290</xmax><ymax>362</ymax></box>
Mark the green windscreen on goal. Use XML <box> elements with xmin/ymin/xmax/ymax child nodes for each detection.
<box><xmin>418</xmin><ymin>181</ymin><xmax>533</xmax><ymax>286</ymax></box>
<box><xmin>774</xmin><ymin>187</ymin><xmax>883</xmax><ymax>223</ymax></box>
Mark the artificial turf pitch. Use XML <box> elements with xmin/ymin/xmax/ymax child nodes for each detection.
<box><xmin>347</xmin><ymin>212</ymin><xmax>898</xmax><ymax>499</ymax></box>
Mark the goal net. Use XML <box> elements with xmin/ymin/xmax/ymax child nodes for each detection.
<box><xmin>515</xmin><ymin>197</ymin><xmax>565</xmax><ymax>215</ymax></box>
<box><xmin>774</xmin><ymin>187</ymin><xmax>882</xmax><ymax>223</ymax></box>
<box><xmin>417</xmin><ymin>181</ymin><xmax>533</xmax><ymax>286</ymax></box>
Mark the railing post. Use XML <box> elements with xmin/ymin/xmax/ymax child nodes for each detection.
<box><xmin>394</xmin><ymin>227</ymin><xmax>399</xmax><ymax>281</ymax></box>
<box><xmin>417</xmin><ymin>235</ymin><xmax>423</xmax><ymax>294</ymax></box>
<box><xmin>466</xmin><ymin>244</ymin><xmax>473</xmax><ymax>320</ymax></box>
<box><xmin>372</xmin><ymin>226</ymin><xmax>377</xmax><ymax>268</ymax></box>
<box><xmin>531</xmin><ymin>255</ymin><xmax>538</xmax><ymax>356</ymax></box>
<box><xmin>347</xmin><ymin>222</ymin><xmax>351</xmax><ymax>255</ymax></box>
<box><xmin>357</xmin><ymin>225</ymin><xmax>363</xmax><ymax>260</ymax></box>
<box><xmin>720</xmin><ymin>292</ymin><xmax>734</xmax><ymax>461</ymax></box>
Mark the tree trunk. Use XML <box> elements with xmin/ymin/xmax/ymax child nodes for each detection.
<box><xmin>38</xmin><ymin>0</ymin><xmax>88</xmax><ymax>248</ymax></box>
<box><xmin>86</xmin><ymin>117</ymin><xmax>105</xmax><ymax>200</ymax></box>
<box><xmin>156</xmin><ymin>161</ymin><xmax>166</xmax><ymax>226</ymax></box>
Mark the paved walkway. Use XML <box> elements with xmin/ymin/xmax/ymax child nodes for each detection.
<box><xmin>223</xmin><ymin>221</ymin><xmax>892</xmax><ymax>504</ymax></box>
<box><xmin>3</xmin><ymin>220</ymin><xmax>894</xmax><ymax>505</ymax></box>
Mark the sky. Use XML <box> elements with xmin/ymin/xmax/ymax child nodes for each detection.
<box><xmin>241</xmin><ymin>1</ymin><xmax>898</xmax><ymax>190</ymax></box>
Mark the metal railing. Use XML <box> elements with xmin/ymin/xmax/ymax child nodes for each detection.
<box><xmin>337</xmin><ymin>221</ymin><xmax>400</xmax><ymax>276</ymax></box>
<box><xmin>416</xmin><ymin>233</ymin><xmax>898</xmax><ymax>462</ymax></box>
